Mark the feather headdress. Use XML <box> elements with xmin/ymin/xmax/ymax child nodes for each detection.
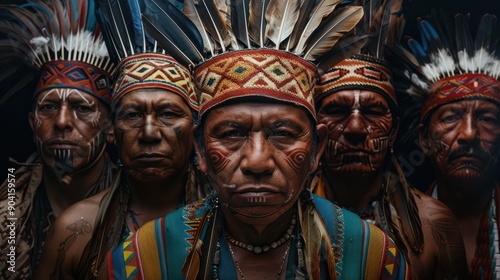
<box><xmin>387</xmin><ymin>12</ymin><xmax>500</xmax><ymax>128</ymax></box>
<box><xmin>141</xmin><ymin>0</ymin><xmax>364</xmax><ymax>279</ymax></box>
<box><xmin>141</xmin><ymin>0</ymin><xmax>365</xmax><ymax>120</ymax></box>
<box><xmin>0</xmin><ymin>0</ymin><xmax>114</xmax><ymax>105</ymax></box>
<box><xmin>313</xmin><ymin>0</ymin><xmax>425</xmax><ymax>255</ymax></box>
<box><xmin>95</xmin><ymin>0</ymin><xmax>198</xmax><ymax>109</ymax></box>
<box><xmin>315</xmin><ymin>0</ymin><xmax>404</xmax><ymax>108</ymax></box>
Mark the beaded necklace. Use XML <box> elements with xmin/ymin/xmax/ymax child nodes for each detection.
<box><xmin>224</xmin><ymin>212</ymin><xmax>297</xmax><ymax>254</ymax></box>
<box><xmin>226</xmin><ymin>239</ymin><xmax>291</xmax><ymax>280</ymax></box>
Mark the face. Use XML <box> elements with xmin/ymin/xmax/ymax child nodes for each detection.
<box><xmin>420</xmin><ymin>99</ymin><xmax>500</xmax><ymax>183</ymax></box>
<box><xmin>317</xmin><ymin>90</ymin><xmax>395</xmax><ymax>175</ymax></box>
<box><xmin>196</xmin><ymin>102</ymin><xmax>325</xmax><ymax>220</ymax></box>
<box><xmin>29</xmin><ymin>88</ymin><xmax>111</xmax><ymax>176</ymax></box>
<box><xmin>114</xmin><ymin>89</ymin><xmax>194</xmax><ymax>182</ymax></box>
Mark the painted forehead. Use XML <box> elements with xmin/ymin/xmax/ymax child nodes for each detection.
<box><xmin>323</xmin><ymin>90</ymin><xmax>390</xmax><ymax>106</ymax></box>
<box><xmin>115</xmin><ymin>89</ymin><xmax>191</xmax><ymax>109</ymax></box>
<box><xmin>207</xmin><ymin>103</ymin><xmax>313</xmax><ymax>125</ymax></box>
<box><xmin>36</xmin><ymin>88</ymin><xmax>99</xmax><ymax>105</ymax></box>
<box><xmin>432</xmin><ymin>99</ymin><xmax>500</xmax><ymax>116</ymax></box>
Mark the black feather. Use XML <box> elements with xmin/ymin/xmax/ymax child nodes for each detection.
<box><xmin>248</xmin><ymin>0</ymin><xmax>269</xmax><ymax>47</ymax></box>
<box><xmin>316</xmin><ymin>34</ymin><xmax>368</xmax><ymax>75</ymax></box>
<box><xmin>96</xmin><ymin>0</ymin><xmax>134</xmax><ymax>61</ymax></box>
<box><xmin>455</xmin><ymin>14</ymin><xmax>474</xmax><ymax>60</ymax></box>
<box><xmin>144</xmin><ymin>0</ymin><xmax>204</xmax><ymax>53</ymax></box>
<box><xmin>193</xmin><ymin>0</ymin><xmax>230</xmax><ymax>51</ymax></box>
<box><xmin>141</xmin><ymin>13</ymin><xmax>204</xmax><ymax>66</ymax></box>
<box><xmin>230</xmin><ymin>0</ymin><xmax>251</xmax><ymax>48</ymax></box>
<box><xmin>287</xmin><ymin>0</ymin><xmax>316</xmax><ymax>51</ymax></box>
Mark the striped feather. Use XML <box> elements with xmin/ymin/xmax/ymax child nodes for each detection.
<box><xmin>302</xmin><ymin>6</ymin><xmax>363</xmax><ymax>60</ymax></box>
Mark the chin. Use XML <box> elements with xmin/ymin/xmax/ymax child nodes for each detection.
<box><xmin>330</xmin><ymin>164</ymin><xmax>376</xmax><ymax>175</ymax></box>
<box><xmin>130</xmin><ymin>168</ymin><xmax>172</xmax><ymax>182</ymax></box>
<box><xmin>449</xmin><ymin>168</ymin><xmax>485</xmax><ymax>180</ymax></box>
<box><xmin>230</xmin><ymin>205</ymin><xmax>293</xmax><ymax>222</ymax></box>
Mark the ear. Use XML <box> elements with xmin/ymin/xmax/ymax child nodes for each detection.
<box><xmin>28</xmin><ymin>112</ymin><xmax>35</xmax><ymax>131</ymax></box>
<box><xmin>418</xmin><ymin>123</ymin><xmax>432</xmax><ymax>155</ymax></box>
<box><xmin>102</xmin><ymin>118</ymin><xmax>115</xmax><ymax>144</ymax></box>
<box><xmin>106</xmin><ymin>125</ymin><xmax>115</xmax><ymax>144</ymax></box>
<box><xmin>192</xmin><ymin>125</ymin><xmax>208</xmax><ymax>174</ymax></box>
<box><xmin>311</xmin><ymin>123</ymin><xmax>328</xmax><ymax>172</ymax></box>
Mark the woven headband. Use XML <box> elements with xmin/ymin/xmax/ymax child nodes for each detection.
<box><xmin>194</xmin><ymin>49</ymin><xmax>317</xmax><ymax>119</ymax></box>
<box><xmin>316</xmin><ymin>55</ymin><xmax>396</xmax><ymax>112</ymax></box>
<box><xmin>421</xmin><ymin>73</ymin><xmax>500</xmax><ymax>121</ymax></box>
<box><xmin>113</xmin><ymin>53</ymin><xmax>198</xmax><ymax>110</ymax></box>
<box><xmin>35</xmin><ymin>60</ymin><xmax>112</xmax><ymax>104</ymax></box>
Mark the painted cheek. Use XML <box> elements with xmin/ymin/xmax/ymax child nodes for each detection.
<box><xmin>284</xmin><ymin>149</ymin><xmax>308</xmax><ymax>173</ymax></box>
<box><xmin>83</xmin><ymin>129</ymin><xmax>106</xmax><ymax>163</ymax></box>
<box><xmin>206</xmin><ymin>143</ymin><xmax>232</xmax><ymax>174</ymax></box>
<box><xmin>426</xmin><ymin>124</ymin><xmax>452</xmax><ymax>160</ymax></box>
<box><xmin>116</xmin><ymin>128</ymin><xmax>136</xmax><ymax>161</ymax></box>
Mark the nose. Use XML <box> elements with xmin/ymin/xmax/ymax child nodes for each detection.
<box><xmin>54</xmin><ymin>104</ymin><xmax>73</xmax><ymax>131</ymax></box>
<box><xmin>139</xmin><ymin>115</ymin><xmax>162</xmax><ymax>143</ymax></box>
<box><xmin>457</xmin><ymin>114</ymin><xmax>479</xmax><ymax>145</ymax></box>
<box><xmin>342</xmin><ymin>112</ymin><xmax>369</xmax><ymax>145</ymax></box>
<box><xmin>240</xmin><ymin>132</ymin><xmax>275</xmax><ymax>178</ymax></box>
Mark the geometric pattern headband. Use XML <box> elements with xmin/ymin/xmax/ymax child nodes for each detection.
<box><xmin>113</xmin><ymin>53</ymin><xmax>198</xmax><ymax>110</ymax></box>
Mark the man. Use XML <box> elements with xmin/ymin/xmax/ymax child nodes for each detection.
<box><xmin>35</xmin><ymin>0</ymin><xmax>202</xmax><ymax>277</ymax></box>
<box><xmin>311</xmin><ymin>2</ymin><xmax>467</xmax><ymax>278</ymax></box>
<box><xmin>103</xmin><ymin>0</ymin><xmax>408</xmax><ymax>278</ymax></box>
<box><xmin>35</xmin><ymin>53</ymin><xmax>200</xmax><ymax>279</ymax></box>
<box><xmin>388</xmin><ymin>13</ymin><xmax>500</xmax><ymax>278</ymax></box>
<box><xmin>313</xmin><ymin>55</ymin><xmax>468</xmax><ymax>279</ymax></box>
<box><xmin>0</xmin><ymin>0</ymin><xmax>116</xmax><ymax>278</ymax></box>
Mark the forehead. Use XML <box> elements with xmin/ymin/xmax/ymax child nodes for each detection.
<box><xmin>36</xmin><ymin>88</ymin><xmax>100</xmax><ymax>104</ymax></box>
<box><xmin>432</xmin><ymin>99</ymin><xmax>500</xmax><ymax>115</ymax></box>
<box><xmin>320</xmin><ymin>90</ymin><xmax>389</xmax><ymax>106</ymax></box>
<box><xmin>204</xmin><ymin>102</ymin><xmax>313</xmax><ymax>127</ymax></box>
<box><xmin>116</xmin><ymin>89</ymin><xmax>189</xmax><ymax>109</ymax></box>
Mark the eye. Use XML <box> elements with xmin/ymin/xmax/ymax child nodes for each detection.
<box><xmin>478</xmin><ymin>114</ymin><xmax>499</xmax><ymax>123</ymax></box>
<box><xmin>322</xmin><ymin>107</ymin><xmax>350</xmax><ymax>116</ymax></box>
<box><xmin>272</xmin><ymin>130</ymin><xmax>293</xmax><ymax>137</ymax></box>
<box><xmin>120</xmin><ymin>112</ymin><xmax>142</xmax><ymax>120</ymax></box>
<box><xmin>158</xmin><ymin>111</ymin><xmax>181</xmax><ymax>119</ymax></box>
<box><xmin>362</xmin><ymin>108</ymin><xmax>387</xmax><ymax>116</ymax></box>
<box><xmin>441</xmin><ymin>114</ymin><xmax>460</xmax><ymax>123</ymax></box>
<box><xmin>73</xmin><ymin>105</ymin><xmax>93</xmax><ymax>113</ymax></box>
<box><xmin>222</xmin><ymin>130</ymin><xmax>244</xmax><ymax>138</ymax></box>
<box><xmin>39</xmin><ymin>104</ymin><xmax>58</xmax><ymax>111</ymax></box>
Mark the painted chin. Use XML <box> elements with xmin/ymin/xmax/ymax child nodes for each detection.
<box><xmin>326</xmin><ymin>153</ymin><xmax>380</xmax><ymax>173</ymax></box>
<box><xmin>447</xmin><ymin>160</ymin><xmax>488</xmax><ymax>179</ymax></box>
<box><xmin>229</xmin><ymin>192</ymin><xmax>286</xmax><ymax>207</ymax></box>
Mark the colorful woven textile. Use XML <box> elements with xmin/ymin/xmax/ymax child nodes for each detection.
<box><xmin>113</xmin><ymin>53</ymin><xmax>198</xmax><ymax>110</ymax></box>
<box><xmin>107</xmin><ymin>195</ymin><xmax>409</xmax><ymax>280</ymax></box>
<box><xmin>316</xmin><ymin>54</ymin><xmax>397</xmax><ymax>111</ymax></box>
<box><xmin>422</xmin><ymin>73</ymin><xmax>500</xmax><ymax>121</ymax></box>
<box><xmin>194</xmin><ymin>49</ymin><xmax>317</xmax><ymax>119</ymax></box>
<box><xmin>36</xmin><ymin>60</ymin><xmax>112</xmax><ymax>104</ymax></box>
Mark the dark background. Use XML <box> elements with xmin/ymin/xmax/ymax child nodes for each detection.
<box><xmin>1</xmin><ymin>0</ymin><xmax>500</xmax><ymax>189</ymax></box>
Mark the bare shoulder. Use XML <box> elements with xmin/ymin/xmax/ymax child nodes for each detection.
<box><xmin>412</xmin><ymin>188</ymin><xmax>457</xmax><ymax>221</ymax></box>
<box><xmin>409</xmin><ymin>189</ymin><xmax>468</xmax><ymax>279</ymax></box>
<box><xmin>55</xmin><ymin>189</ymin><xmax>109</xmax><ymax>232</ymax></box>
<box><xmin>35</xmin><ymin>189</ymin><xmax>110</xmax><ymax>279</ymax></box>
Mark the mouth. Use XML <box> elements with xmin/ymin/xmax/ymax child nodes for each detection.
<box><xmin>339</xmin><ymin>153</ymin><xmax>372</xmax><ymax>164</ymax></box>
<box><xmin>229</xmin><ymin>185</ymin><xmax>283</xmax><ymax>205</ymax></box>
<box><xmin>132</xmin><ymin>153</ymin><xmax>169</xmax><ymax>162</ymax></box>
<box><xmin>449</xmin><ymin>153</ymin><xmax>488</xmax><ymax>165</ymax></box>
<box><xmin>47</xmin><ymin>141</ymin><xmax>77</xmax><ymax>150</ymax></box>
